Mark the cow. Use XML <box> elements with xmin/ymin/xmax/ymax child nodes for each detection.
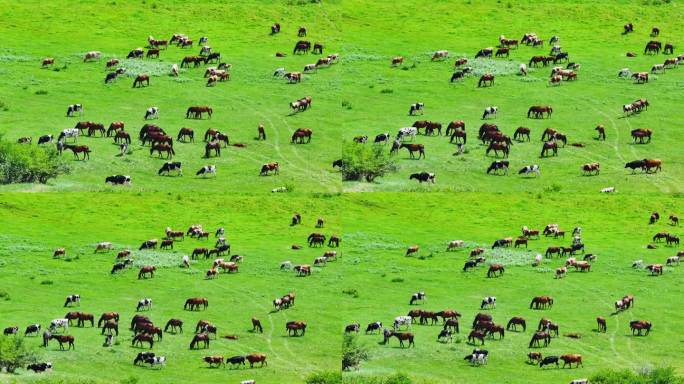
<box><xmin>158</xmin><ymin>161</ymin><xmax>182</xmax><ymax>176</ymax></box>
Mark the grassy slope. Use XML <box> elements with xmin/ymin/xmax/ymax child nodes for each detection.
<box><xmin>0</xmin><ymin>1</ymin><xmax>682</xmax><ymax>193</ymax></box>
<box><xmin>339</xmin><ymin>192</ymin><xmax>684</xmax><ymax>383</ymax></box>
<box><xmin>0</xmin><ymin>0</ymin><xmax>344</xmax><ymax>193</ymax></box>
<box><xmin>0</xmin><ymin>193</ymin><xmax>345</xmax><ymax>383</ymax></box>
<box><xmin>337</xmin><ymin>0</ymin><xmax>684</xmax><ymax>193</ymax></box>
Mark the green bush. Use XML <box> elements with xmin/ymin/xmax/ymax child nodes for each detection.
<box><xmin>0</xmin><ymin>335</ymin><xmax>37</xmax><ymax>373</ymax></box>
<box><xmin>0</xmin><ymin>137</ymin><xmax>69</xmax><ymax>184</ymax></box>
<box><xmin>306</xmin><ymin>372</ymin><xmax>343</xmax><ymax>384</ymax></box>
<box><xmin>591</xmin><ymin>367</ymin><xmax>683</xmax><ymax>384</ymax></box>
<box><xmin>340</xmin><ymin>142</ymin><xmax>396</xmax><ymax>182</ymax></box>
<box><xmin>342</xmin><ymin>334</ymin><xmax>369</xmax><ymax>371</ymax></box>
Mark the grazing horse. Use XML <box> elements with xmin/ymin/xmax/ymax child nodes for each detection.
<box><xmin>528</xmin><ymin>106</ymin><xmax>552</xmax><ymax>119</ymax></box>
<box><xmin>291</xmin><ymin>128</ymin><xmax>312</xmax><ymax>144</ymax></box>
<box><xmin>177</xmin><ymin>127</ymin><xmax>194</xmax><ymax>142</ymax></box>
<box><xmin>187</xmin><ymin>106</ymin><xmax>213</xmax><ymax>119</ymax></box>
<box><xmin>49</xmin><ymin>335</ymin><xmax>75</xmax><ymax>350</ymax></box>
<box><xmin>285</xmin><ymin>321</ymin><xmax>307</xmax><ymax>336</ymax></box>
<box><xmin>596</xmin><ymin>317</ymin><xmax>607</xmax><ymax>332</ymax></box>
<box><xmin>150</xmin><ymin>143</ymin><xmax>174</xmax><ymax>158</ymax></box>
<box><xmin>530</xmin><ymin>296</ymin><xmax>554</xmax><ymax>310</ymax></box>
<box><xmin>507</xmin><ymin>317</ymin><xmax>526</xmax><ymax>332</ymax></box>
<box><xmin>530</xmin><ymin>331</ymin><xmax>551</xmax><ymax>348</ymax></box>
<box><xmin>260</xmin><ymin>162</ymin><xmax>279</xmax><ymax>176</ymax></box>
<box><xmin>642</xmin><ymin>158</ymin><xmax>662</xmax><ymax>173</ymax></box>
<box><xmin>486</xmin><ymin>142</ymin><xmax>509</xmax><ymax>158</ymax></box>
<box><xmin>164</xmin><ymin>319</ymin><xmax>183</xmax><ymax>334</ymax></box>
<box><xmin>132</xmin><ymin>74</ymin><xmax>150</xmax><ymax>88</ymax></box>
<box><xmin>513</xmin><ymin>127</ymin><xmax>531</xmax><ymax>142</ymax></box>
<box><xmin>184</xmin><ymin>298</ymin><xmax>208</xmax><ymax>311</ymax></box>
<box><xmin>478</xmin><ymin>74</ymin><xmax>495</xmax><ymax>87</ymax></box>
<box><xmin>101</xmin><ymin>320</ymin><xmax>119</xmax><ymax>335</ymax></box>
<box><xmin>540</xmin><ymin>141</ymin><xmax>557</xmax><ymax>157</ymax></box>
<box><xmin>631</xmin><ymin>128</ymin><xmax>652</xmax><ymax>144</ymax></box>
<box><xmin>467</xmin><ymin>330</ymin><xmax>486</xmax><ymax>345</ymax></box>
<box><xmin>487</xmin><ymin>264</ymin><xmax>504</xmax><ymax>277</ymax></box>
<box><xmin>132</xmin><ymin>333</ymin><xmax>154</xmax><ymax>348</ymax></box>
<box><xmin>190</xmin><ymin>333</ymin><xmax>210</xmax><ymax>349</ymax></box>
<box><xmin>581</xmin><ymin>162</ymin><xmax>600</xmax><ymax>175</ymax></box>
<box><xmin>386</xmin><ymin>330</ymin><xmax>415</xmax><ymax>347</ymax></box>
<box><xmin>630</xmin><ymin>320</ymin><xmax>651</xmax><ymax>335</ymax></box>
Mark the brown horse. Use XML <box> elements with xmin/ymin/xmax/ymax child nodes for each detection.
<box><xmin>98</xmin><ymin>312</ymin><xmax>119</xmax><ymax>327</ymax></box>
<box><xmin>406</xmin><ymin>245</ymin><xmax>419</xmax><ymax>256</ymax></box>
<box><xmin>528</xmin><ymin>105</ymin><xmax>553</xmax><ymax>119</ymax></box>
<box><xmin>260</xmin><ymin>162</ymin><xmax>280</xmax><ymax>176</ymax></box>
<box><xmin>138</xmin><ymin>266</ymin><xmax>156</xmax><ymax>279</ymax></box>
<box><xmin>77</xmin><ymin>312</ymin><xmax>94</xmax><ymax>327</ymax></box>
<box><xmin>286</xmin><ymin>321</ymin><xmax>307</xmax><ymax>336</ymax></box>
<box><xmin>246</xmin><ymin>353</ymin><xmax>267</xmax><ymax>368</ymax></box>
<box><xmin>131</xmin><ymin>333</ymin><xmax>154</xmax><ymax>348</ymax></box>
<box><xmin>467</xmin><ymin>330</ymin><xmax>486</xmax><ymax>345</ymax></box>
<box><xmin>252</xmin><ymin>318</ymin><xmax>263</xmax><ymax>333</ymax></box>
<box><xmin>530</xmin><ymin>296</ymin><xmax>554</xmax><ymax>310</ymax></box>
<box><xmin>545</xmin><ymin>247</ymin><xmax>561</xmax><ymax>258</ymax></box>
<box><xmin>185</xmin><ymin>297</ymin><xmax>208</xmax><ymax>311</ymax></box>
<box><xmin>177</xmin><ymin>128</ymin><xmax>194</xmax><ymax>142</ymax></box>
<box><xmin>106</xmin><ymin>121</ymin><xmax>125</xmax><ymax>136</ymax></box>
<box><xmin>291</xmin><ymin>128</ymin><xmax>312</xmax><ymax>144</ymax></box>
<box><xmin>487</xmin><ymin>264</ymin><xmax>504</xmax><ymax>277</ymax></box>
<box><xmin>63</xmin><ymin>144</ymin><xmax>91</xmax><ymax>160</ymax></box>
<box><xmin>445</xmin><ymin>120</ymin><xmax>465</xmax><ymax>136</ymax></box>
<box><xmin>647</xmin><ymin>264</ymin><xmax>663</xmax><ymax>275</ymax></box>
<box><xmin>164</xmin><ymin>319</ymin><xmax>183</xmax><ymax>333</ymax></box>
<box><xmin>150</xmin><ymin>143</ymin><xmax>174</xmax><ymax>158</ymax></box>
<box><xmin>205</xmin><ymin>141</ymin><xmax>221</xmax><ymax>157</ymax></box>
<box><xmin>49</xmin><ymin>335</ymin><xmax>75</xmax><ymax>350</ymax></box>
<box><xmin>388</xmin><ymin>331</ymin><xmax>415</xmax><ymax>347</ymax></box>
<box><xmin>133</xmin><ymin>74</ymin><xmax>150</xmax><ymax>88</ymax></box>
<box><xmin>114</xmin><ymin>131</ymin><xmax>131</xmax><ymax>144</ymax></box>
<box><xmin>631</xmin><ymin>128</ymin><xmax>652</xmax><ymax>144</ymax></box>
<box><xmin>513</xmin><ymin>127</ymin><xmax>530</xmax><ymax>142</ymax></box>
<box><xmin>581</xmin><ymin>162</ymin><xmax>600</xmax><ymax>175</ymax></box>
<box><xmin>486</xmin><ymin>142</ymin><xmax>509</xmax><ymax>158</ymax></box>
<box><xmin>560</xmin><ymin>354</ymin><xmax>583</xmax><ymax>368</ymax></box>
<box><xmin>596</xmin><ymin>317</ymin><xmax>607</xmax><ymax>332</ymax></box>
<box><xmin>540</xmin><ymin>141</ymin><xmax>557</xmax><ymax>157</ymax></box>
<box><xmin>400</xmin><ymin>143</ymin><xmax>425</xmax><ymax>159</ymax></box>
<box><xmin>187</xmin><ymin>106</ymin><xmax>213</xmax><ymax>119</ymax></box>
<box><xmin>630</xmin><ymin>320</ymin><xmax>651</xmax><ymax>335</ymax></box>
<box><xmin>514</xmin><ymin>237</ymin><xmax>528</xmax><ymax>248</ymax></box>
<box><xmin>101</xmin><ymin>320</ymin><xmax>119</xmax><ymax>335</ymax></box>
<box><xmin>478</xmin><ymin>74</ymin><xmax>495</xmax><ymax>87</ymax></box>
<box><xmin>507</xmin><ymin>317</ymin><xmax>526</xmax><ymax>332</ymax></box>
<box><xmin>529</xmin><ymin>331</ymin><xmax>551</xmax><ymax>348</ymax></box>
<box><xmin>392</xmin><ymin>56</ymin><xmax>404</xmax><ymax>66</ymax></box>
<box><xmin>595</xmin><ymin>125</ymin><xmax>606</xmax><ymax>140</ymax></box>
<box><xmin>190</xmin><ymin>333</ymin><xmax>210</xmax><ymax>349</ymax></box>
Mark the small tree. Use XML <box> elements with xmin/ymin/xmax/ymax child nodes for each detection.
<box><xmin>0</xmin><ymin>135</ymin><xmax>70</xmax><ymax>184</ymax></box>
<box><xmin>340</xmin><ymin>142</ymin><xmax>396</xmax><ymax>182</ymax></box>
<box><xmin>342</xmin><ymin>334</ymin><xmax>368</xmax><ymax>371</ymax></box>
<box><xmin>0</xmin><ymin>336</ymin><xmax>37</xmax><ymax>373</ymax></box>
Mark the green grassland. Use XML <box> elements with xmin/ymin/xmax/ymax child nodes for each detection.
<box><xmin>0</xmin><ymin>192</ymin><xmax>682</xmax><ymax>383</ymax></box>
<box><xmin>0</xmin><ymin>1</ymin><xmax>683</xmax><ymax>192</ymax></box>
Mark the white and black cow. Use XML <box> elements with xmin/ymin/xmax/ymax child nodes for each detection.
<box><xmin>409</xmin><ymin>172</ymin><xmax>435</xmax><ymax>183</ymax></box>
<box><xmin>66</xmin><ymin>104</ymin><xmax>83</xmax><ymax>117</ymax></box>
<box><xmin>137</xmin><ymin>298</ymin><xmax>153</xmax><ymax>311</ymax></box>
<box><xmin>365</xmin><ymin>321</ymin><xmax>382</xmax><ymax>334</ymax></box>
<box><xmin>38</xmin><ymin>135</ymin><xmax>53</xmax><ymax>145</ymax></box>
<box><xmin>570</xmin><ymin>379</ymin><xmax>588</xmax><ymax>384</ymax></box>
<box><xmin>25</xmin><ymin>324</ymin><xmax>41</xmax><ymax>336</ymax></box>
<box><xmin>105</xmin><ymin>175</ymin><xmax>131</xmax><ymax>185</ymax></box>
<box><xmin>409</xmin><ymin>102</ymin><xmax>424</xmax><ymax>115</ymax></box>
<box><xmin>486</xmin><ymin>160</ymin><xmax>509</xmax><ymax>175</ymax></box>
<box><xmin>374</xmin><ymin>132</ymin><xmax>390</xmax><ymax>144</ymax></box>
<box><xmin>482</xmin><ymin>106</ymin><xmax>498</xmax><ymax>119</ymax></box>
<box><xmin>393</xmin><ymin>316</ymin><xmax>412</xmax><ymax>330</ymax></box>
<box><xmin>158</xmin><ymin>161</ymin><xmax>182</xmax><ymax>176</ymax></box>
<box><xmin>26</xmin><ymin>362</ymin><xmax>52</xmax><ymax>373</ymax></box>
<box><xmin>273</xmin><ymin>67</ymin><xmax>286</xmax><ymax>77</ymax></box>
<box><xmin>64</xmin><ymin>294</ymin><xmax>80</xmax><ymax>307</ymax></box>
<box><xmin>518</xmin><ymin>164</ymin><xmax>540</xmax><ymax>177</ymax></box>
<box><xmin>49</xmin><ymin>319</ymin><xmax>69</xmax><ymax>333</ymax></box>
<box><xmin>59</xmin><ymin>128</ymin><xmax>79</xmax><ymax>142</ymax></box>
<box><xmin>409</xmin><ymin>291</ymin><xmax>426</xmax><ymax>305</ymax></box>
<box><xmin>464</xmin><ymin>353</ymin><xmax>488</xmax><ymax>365</ymax></box>
<box><xmin>397</xmin><ymin>127</ymin><xmax>417</xmax><ymax>141</ymax></box>
<box><xmin>196</xmin><ymin>165</ymin><xmax>216</xmax><ymax>177</ymax></box>
<box><xmin>480</xmin><ymin>296</ymin><xmax>496</xmax><ymax>309</ymax></box>
<box><xmin>145</xmin><ymin>107</ymin><xmax>159</xmax><ymax>120</ymax></box>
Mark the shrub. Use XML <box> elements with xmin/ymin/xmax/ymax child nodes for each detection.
<box><xmin>591</xmin><ymin>367</ymin><xmax>683</xmax><ymax>384</ymax></box>
<box><xmin>342</xmin><ymin>288</ymin><xmax>359</xmax><ymax>298</ymax></box>
<box><xmin>0</xmin><ymin>136</ymin><xmax>69</xmax><ymax>184</ymax></box>
<box><xmin>0</xmin><ymin>336</ymin><xmax>38</xmax><ymax>373</ymax></box>
<box><xmin>306</xmin><ymin>372</ymin><xmax>342</xmax><ymax>384</ymax></box>
<box><xmin>342</xmin><ymin>334</ymin><xmax>368</xmax><ymax>371</ymax></box>
<box><xmin>340</xmin><ymin>142</ymin><xmax>396</xmax><ymax>182</ymax></box>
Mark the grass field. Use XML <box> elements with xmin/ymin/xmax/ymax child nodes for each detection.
<box><xmin>0</xmin><ymin>192</ymin><xmax>682</xmax><ymax>383</ymax></box>
<box><xmin>0</xmin><ymin>1</ymin><xmax>683</xmax><ymax>192</ymax></box>
<box><xmin>1</xmin><ymin>1</ymin><xmax>684</xmax><ymax>383</ymax></box>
